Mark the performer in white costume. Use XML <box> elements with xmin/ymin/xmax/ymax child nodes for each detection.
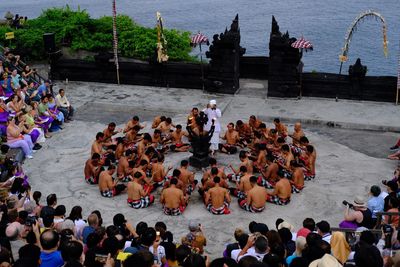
<box><xmin>204</xmin><ymin>99</ymin><xmax>221</xmax><ymax>156</ymax></box>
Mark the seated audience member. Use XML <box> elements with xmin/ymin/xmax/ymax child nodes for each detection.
<box><xmin>367</xmin><ymin>185</ymin><xmax>384</xmax><ymax>225</ymax></box>
<box><xmin>6</xmin><ymin>116</ymin><xmax>34</xmax><ymax>159</ymax></box>
<box><xmin>340</xmin><ymin>196</ymin><xmax>374</xmax><ymax>229</ymax></box>
<box><xmin>55</xmin><ymin>88</ymin><xmax>74</xmax><ymax>121</ymax></box>
<box><xmin>181</xmin><ymin>221</ymin><xmax>207</xmax><ymax>254</ymax></box>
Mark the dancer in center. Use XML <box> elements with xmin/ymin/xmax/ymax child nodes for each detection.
<box><xmin>204</xmin><ymin>99</ymin><xmax>221</xmax><ymax>156</ymax></box>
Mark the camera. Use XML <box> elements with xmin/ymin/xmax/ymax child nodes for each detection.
<box><xmin>25</xmin><ymin>216</ymin><xmax>37</xmax><ymax>226</ymax></box>
<box><xmin>342</xmin><ymin>200</ymin><xmax>353</xmax><ymax>209</ymax></box>
<box><xmin>383</xmin><ymin>224</ymin><xmax>394</xmax><ymax>249</ymax></box>
<box><xmin>383</xmin><ymin>224</ymin><xmax>394</xmax><ymax>234</ymax></box>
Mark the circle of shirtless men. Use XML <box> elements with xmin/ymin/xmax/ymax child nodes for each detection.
<box><xmin>84</xmin><ymin>101</ymin><xmax>317</xmax><ymax>216</ymax></box>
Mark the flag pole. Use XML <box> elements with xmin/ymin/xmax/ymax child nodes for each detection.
<box><xmin>397</xmin><ymin>38</ymin><xmax>400</xmax><ymax>105</ymax></box>
<box><xmin>112</xmin><ymin>0</ymin><xmax>120</xmax><ymax>85</ymax></box>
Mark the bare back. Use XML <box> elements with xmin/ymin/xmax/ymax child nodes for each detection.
<box><xmin>161</xmin><ymin>187</ymin><xmax>184</xmax><ymax>208</ymax></box>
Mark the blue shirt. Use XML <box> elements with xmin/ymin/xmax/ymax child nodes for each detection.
<box><xmin>40</xmin><ymin>250</ymin><xmax>64</xmax><ymax>267</ymax></box>
<box><xmin>368</xmin><ymin>196</ymin><xmax>384</xmax><ymax>218</ymax></box>
<box><xmin>82</xmin><ymin>225</ymin><xmax>95</xmax><ymax>244</ymax></box>
<box><xmin>37</xmin><ymin>84</ymin><xmax>48</xmax><ymax>96</ymax></box>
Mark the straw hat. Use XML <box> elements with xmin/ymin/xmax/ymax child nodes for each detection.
<box><xmin>352</xmin><ymin>196</ymin><xmax>367</xmax><ymax>208</ymax></box>
<box><xmin>309</xmin><ymin>254</ymin><xmax>343</xmax><ymax>267</ymax></box>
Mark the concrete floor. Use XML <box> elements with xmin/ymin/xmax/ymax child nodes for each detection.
<box><xmin>23</xmin><ymin>81</ymin><xmax>400</xmax><ymax>258</ymax></box>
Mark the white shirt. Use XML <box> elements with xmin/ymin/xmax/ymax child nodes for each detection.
<box><xmin>322</xmin><ymin>233</ymin><xmax>332</xmax><ymax>243</ymax></box>
<box><xmin>149</xmin><ymin>245</ymin><xmax>166</xmax><ymax>265</ymax></box>
<box><xmin>231</xmin><ymin>248</ymin><xmax>241</xmax><ymax>262</ymax></box>
<box><xmin>204</xmin><ymin>107</ymin><xmax>221</xmax><ymax>132</ymax></box>
<box><xmin>237</xmin><ymin>247</ymin><xmax>267</xmax><ymax>262</ymax></box>
<box><xmin>56</xmin><ymin>94</ymin><xmax>70</xmax><ymax>108</ymax></box>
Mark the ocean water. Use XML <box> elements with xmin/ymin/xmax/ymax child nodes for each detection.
<box><xmin>0</xmin><ymin>0</ymin><xmax>399</xmax><ymax>75</ymax></box>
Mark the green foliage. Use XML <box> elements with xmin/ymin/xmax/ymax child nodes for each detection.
<box><xmin>0</xmin><ymin>6</ymin><xmax>192</xmax><ymax>61</ymax></box>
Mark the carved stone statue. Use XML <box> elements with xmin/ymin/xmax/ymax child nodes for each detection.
<box><xmin>268</xmin><ymin>16</ymin><xmax>301</xmax><ymax>97</ymax></box>
<box><xmin>205</xmin><ymin>14</ymin><xmax>246</xmax><ymax>94</ymax></box>
<box><xmin>187</xmin><ymin>112</ymin><xmax>215</xmax><ymax>168</ymax></box>
<box><xmin>348</xmin><ymin>58</ymin><xmax>367</xmax><ymax>99</ymax></box>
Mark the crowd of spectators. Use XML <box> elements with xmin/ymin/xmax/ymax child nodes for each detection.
<box><xmin>0</xmin><ymin>193</ymin><xmax>397</xmax><ymax>267</ymax></box>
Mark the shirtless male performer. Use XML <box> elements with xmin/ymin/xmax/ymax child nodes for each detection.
<box><xmin>236</xmin><ymin>120</ymin><xmax>253</xmax><ymax>146</ymax></box>
<box><xmin>98</xmin><ymin>165</ymin><xmax>126</xmax><ymax>198</ymax></box>
<box><xmin>151</xmin><ymin>155</ymin><xmax>172</xmax><ymax>189</ymax></box>
<box><xmin>127</xmin><ymin>171</ymin><xmax>155</xmax><ymax>209</ymax></box>
<box><xmin>239</xmin><ymin>176</ymin><xmax>267</xmax><ymax>213</ymax></box>
<box><xmin>179</xmin><ymin>160</ymin><xmax>196</xmax><ymax>195</ymax></box>
<box><xmin>259</xmin><ymin>153</ymin><xmax>279</xmax><ymax>189</ymax></box>
<box><xmin>228</xmin><ymin>150</ymin><xmax>253</xmax><ymax>181</ymax></box>
<box><xmin>84</xmin><ymin>153</ymin><xmax>102</xmax><ymax>184</ymax></box>
<box><xmin>117</xmin><ymin>149</ymin><xmax>135</xmax><ymax>182</ymax></box>
<box><xmin>248</xmin><ymin>115</ymin><xmax>262</xmax><ymax>133</ymax></box>
<box><xmin>266</xmin><ymin>171</ymin><xmax>292</xmax><ymax>205</ymax></box>
<box><xmin>274</xmin><ymin>118</ymin><xmax>288</xmax><ymax>138</ymax></box>
<box><xmin>160</xmin><ymin>178</ymin><xmax>187</xmax><ymax>216</ymax></box>
<box><xmin>91</xmin><ymin>132</ymin><xmax>106</xmax><ymax>156</ymax></box>
<box><xmin>202</xmin><ymin>158</ymin><xmax>226</xmax><ymax>184</ymax></box>
<box><xmin>254</xmin><ymin>143</ymin><xmax>268</xmax><ymax>173</ymax></box>
<box><xmin>124</xmin><ymin>116</ymin><xmax>144</xmax><ymax>133</ymax></box>
<box><xmin>302</xmin><ymin>145</ymin><xmax>316</xmax><ymax>180</ymax></box>
<box><xmin>289</xmin><ymin>122</ymin><xmax>305</xmax><ymax>148</ymax></box>
<box><xmin>169</xmin><ymin>125</ymin><xmax>190</xmax><ymax>152</ymax></box>
<box><xmin>204</xmin><ymin>176</ymin><xmax>231</xmax><ymax>215</ymax></box>
<box><xmin>219</xmin><ymin>123</ymin><xmax>240</xmax><ymax>154</ymax></box>
<box><xmin>290</xmin><ymin>160</ymin><xmax>305</xmax><ymax>193</ymax></box>
<box><xmin>137</xmin><ymin>133</ymin><xmax>152</xmax><ymax>160</ymax></box>
<box><xmin>103</xmin><ymin>122</ymin><xmax>121</xmax><ymax>143</ymax></box>
<box><xmin>157</xmin><ymin>117</ymin><xmax>174</xmax><ymax>137</ymax></box>
<box><xmin>200</xmin><ymin>167</ymin><xmax>229</xmax><ymax>197</ymax></box>
<box><xmin>278</xmin><ymin>144</ymin><xmax>294</xmax><ymax>177</ymax></box>
<box><xmin>231</xmin><ymin>166</ymin><xmax>252</xmax><ymax>200</ymax></box>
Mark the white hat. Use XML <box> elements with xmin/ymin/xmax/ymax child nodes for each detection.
<box><xmin>309</xmin><ymin>254</ymin><xmax>343</xmax><ymax>267</ymax></box>
<box><xmin>209</xmin><ymin>99</ymin><xmax>217</xmax><ymax>105</ymax></box>
<box><xmin>278</xmin><ymin>221</ymin><xmax>295</xmax><ymax>231</ymax></box>
<box><xmin>353</xmin><ymin>196</ymin><xmax>366</xmax><ymax>208</ymax></box>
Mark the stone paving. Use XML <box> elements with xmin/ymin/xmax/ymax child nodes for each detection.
<box><xmin>23</xmin><ymin>81</ymin><xmax>400</xmax><ymax>258</ymax></box>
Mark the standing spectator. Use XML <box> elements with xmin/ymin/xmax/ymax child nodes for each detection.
<box><xmin>56</xmin><ymin>89</ymin><xmax>74</xmax><ymax>121</ymax></box>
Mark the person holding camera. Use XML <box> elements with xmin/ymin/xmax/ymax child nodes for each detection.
<box><xmin>340</xmin><ymin>196</ymin><xmax>374</xmax><ymax>229</ymax></box>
